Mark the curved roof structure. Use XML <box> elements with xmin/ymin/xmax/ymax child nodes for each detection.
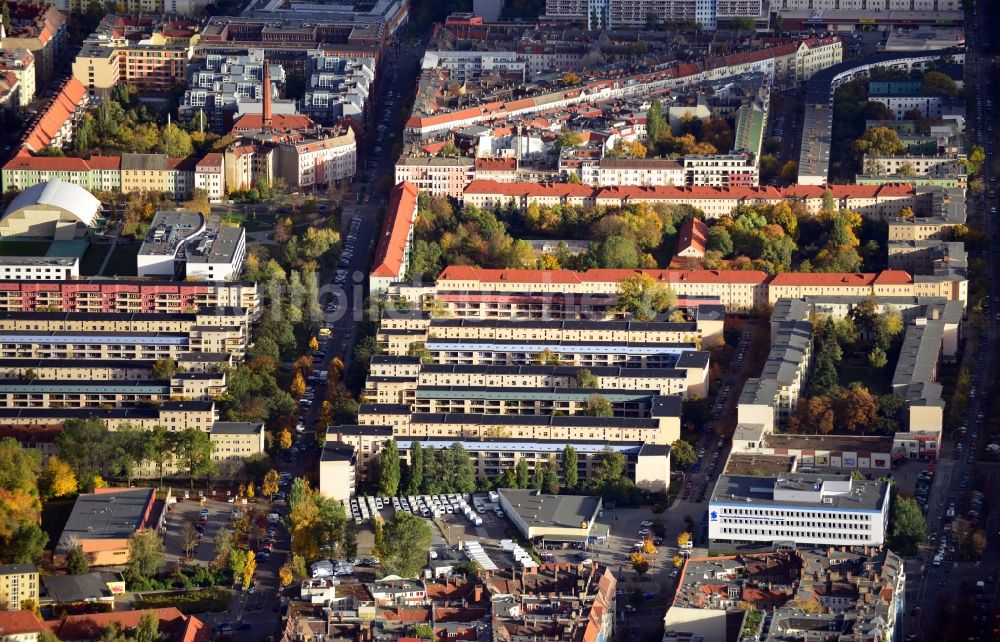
<box><xmin>2</xmin><ymin>179</ymin><xmax>102</xmax><ymax>228</ymax></box>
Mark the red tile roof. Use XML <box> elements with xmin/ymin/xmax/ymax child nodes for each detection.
<box><xmin>2</xmin><ymin>154</ymin><xmax>123</xmax><ymax>172</ymax></box>
<box><xmin>231</xmin><ymin>113</ymin><xmax>314</xmax><ymax>134</ymax></box>
<box><xmin>464</xmin><ymin>180</ymin><xmax>916</xmax><ymax>203</ymax></box>
<box><xmin>371</xmin><ymin>181</ymin><xmax>419</xmax><ymax>279</ymax></box>
<box><xmin>0</xmin><ymin>610</ymin><xmax>44</xmax><ymax>636</ymax></box>
<box><xmin>474</xmin><ymin>157</ymin><xmax>516</xmax><ymax>171</ymax></box>
<box><xmin>23</xmin><ymin>77</ymin><xmax>87</xmax><ymax>153</ymax></box>
<box><xmin>46</xmin><ymin>609</ymin><xmax>208</xmax><ymax>642</ymax></box>
<box><xmin>677</xmin><ymin>217</ymin><xmax>708</xmax><ymax>256</ymax></box>
<box><xmin>769</xmin><ymin>270</ymin><xmax>913</xmax><ymax>287</ymax></box>
<box><xmin>438</xmin><ymin>266</ymin><xmax>769</xmax><ymax>286</ymax></box>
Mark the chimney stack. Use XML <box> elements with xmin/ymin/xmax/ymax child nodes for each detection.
<box><xmin>262</xmin><ymin>61</ymin><xmax>273</xmax><ymax>130</ymax></box>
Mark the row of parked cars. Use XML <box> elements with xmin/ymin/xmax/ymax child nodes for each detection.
<box><xmin>349</xmin><ymin>493</ymin><xmax>493</xmax><ymax>524</ymax></box>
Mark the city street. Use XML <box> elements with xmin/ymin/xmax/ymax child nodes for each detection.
<box><xmin>910</xmin><ymin>2</ymin><xmax>998</xmax><ymax>638</ymax></box>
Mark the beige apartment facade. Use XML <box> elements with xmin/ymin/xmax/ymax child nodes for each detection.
<box><xmin>0</xmin><ymin>401</ymin><xmax>216</xmax><ymax>432</ymax></box>
<box><xmin>0</xmin><ymin>564</ymin><xmax>39</xmax><ymax>610</ymax></box>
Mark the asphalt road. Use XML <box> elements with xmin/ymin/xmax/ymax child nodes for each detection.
<box><xmin>910</xmin><ymin>4</ymin><xmax>999</xmax><ymax>639</ymax></box>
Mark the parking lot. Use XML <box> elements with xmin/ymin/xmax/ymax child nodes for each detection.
<box><xmin>163</xmin><ymin>497</ymin><xmax>239</xmax><ymax>566</ymax></box>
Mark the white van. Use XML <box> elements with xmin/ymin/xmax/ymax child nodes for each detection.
<box><xmin>311</xmin><ymin>560</ymin><xmax>334</xmax><ymax>577</ymax></box>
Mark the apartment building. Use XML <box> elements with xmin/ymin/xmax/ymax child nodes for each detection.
<box><xmin>72</xmin><ymin>15</ymin><xmax>198</xmax><ymax>98</ymax></box>
<box><xmin>0</xmin><ymin>49</ymin><xmax>35</xmax><ymax>108</ymax></box>
<box><xmin>430</xmin><ymin>266</ymin><xmax>771</xmax><ymax>313</ymax></box>
<box><xmin>179</xmin><ymin>50</ymin><xmax>283</xmax><ymax>133</ymax></box>
<box><xmin>302</xmin><ymin>52</ymin><xmax>374</xmax><ymax>125</ymax></box>
<box><xmin>0</xmin><ymin>400</ymin><xmax>216</xmax><ymax>431</ymax></box>
<box><xmin>682</xmin><ymin>154</ymin><xmax>758</xmax><ymax>187</ymax></box>
<box><xmin>370</xmin><ymin>181</ymin><xmax>419</xmax><ymax>295</ymax></box>
<box><xmin>0</xmin><ymin>308</ymin><xmax>248</xmax><ymax>334</ymax></box>
<box><xmin>0</xmin><ymin>564</ymin><xmax>38</xmax><ymax>610</ymax></box>
<box><xmin>194</xmin><ymin>154</ymin><xmax>225</xmax><ymax>202</ymax></box>
<box><xmin>708</xmin><ymin>473</ymin><xmax>891</xmax><ymax>547</ymax></box>
<box><xmin>0</xmin><ymin>280</ymin><xmax>257</xmax><ymax>315</ymax></box>
<box><xmin>736</xmin><ymin>319</ymin><xmax>812</xmax><ymax>430</ymax></box>
<box><xmin>870</xmin><ymin>92</ymin><xmax>949</xmax><ymax>120</ymax></box>
<box><xmin>0</xmin><ymin>353</ymin><xmax>234</xmax><ymax>381</ymax></box>
<box><xmin>0</xmin><ymin>257</ymin><xmax>78</xmax><ymax>281</ymax></box>
<box><xmin>394</xmin><ymin>157</ymin><xmax>474</xmax><ymax>199</ymax></box>
<box><xmin>378</xmin><ymin>316</ymin><xmax>711</xmax><ymax>357</ymax></box>
<box><xmin>461</xmin><ymin>180</ymin><xmax>921</xmax><ymax>218</ymax></box>
<box><xmin>543</xmin><ymin>0</ymin><xmax>758</xmax><ymax>30</ymax></box>
<box><xmin>275</xmin><ymin>127</ymin><xmax>357</xmax><ymax>190</ymax></box>
<box><xmin>119</xmin><ymin>153</ymin><xmax>195</xmax><ymax>199</ymax></box>
<box><xmin>0</xmin><ymin>72</ymin><xmax>19</xmax><ymax>116</ymax></box>
<box><xmin>2</xmin><ymin>154</ymin><xmax>121</xmax><ymax>193</ymax></box>
<box><xmin>20</xmin><ymin>77</ymin><xmax>88</xmax><ymax>153</ymax></box>
<box><xmin>0</xmin><ymin>308</ymin><xmax>249</xmax><ymax>359</ymax></box>
<box><xmin>206</xmin><ymin>422</ymin><xmax>265</xmax><ymax>476</ymax></box>
<box><xmin>137</xmin><ymin>211</ymin><xmax>246</xmax><ymax>281</ymax></box>
<box><xmin>1</xmin><ymin>3</ymin><xmax>67</xmax><ymax>88</ymax></box>
<box><xmin>328</xmin><ymin>425</ymin><xmax>673</xmax><ymax>492</ymax></box>
<box><xmin>0</xmin><ymin>371</ymin><xmax>225</xmax><ymax>409</ymax></box>
<box><xmin>358</xmin><ymin>401</ymin><xmax>682</xmax><ymax>444</ymax></box>
<box><xmin>666</xmin><ymin>548</ymin><xmax>904</xmax><ymax>642</ymax></box>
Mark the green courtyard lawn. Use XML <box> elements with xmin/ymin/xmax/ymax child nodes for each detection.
<box><xmin>838</xmin><ymin>355</ymin><xmax>891</xmax><ymax>395</ymax></box>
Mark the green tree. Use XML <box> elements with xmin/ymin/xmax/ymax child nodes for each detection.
<box><xmin>646</xmin><ymin>98</ymin><xmax>666</xmax><ymax>144</ymax></box>
<box><xmin>533</xmin><ymin>462</ymin><xmax>545</xmax><ymax>491</ymax></box>
<box><xmin>111</xmin><ymin>423</ymin><xmax>152</xmax><ymax>486</ymax></box>
<box><xmin>543</xmin><ymin>457</ymin><xmax>560</xmax><ymax>494</ymax></box>
<box><xmin>65</xmin><ymin>544</ymin><xmax>89</xmax><ymax>575</ymax></box>
<box><xmin>211</xmin><ymin>529</ymin><xmax>233</xmax><ymax>571</ymax></box>
<box><xmin>515</xmin><ymin>458</ymin><xmax>530</xmax><ymax>489</ymax></box>
<box><xmin>670</xmin><ymin>439</ymin><xmax>697</xmax><ymax>469</ymax></box>
<box><xmin>868</xmin><ymin>346</ymin><xmax>888</xmax><ymax>369</ymax></box>
<box><xmin>0</xmin><ymin>3</ymin><xmax>10</xmax><ymax>34</ymax></box>
<box><xmin>574</xmin><ymin>369</ymin><xmax>599</xmax><ymax>388</ymax></box>
<box><xmin>56</xmin><ymin>418</ymin><xmax>110</xmax><ymax>486</ymax></box>
<box><xmin>125</xmin><ymin>530</ymin><xmax>165</xmax><ymax>582</ymax></box>
<box><xmin>555</xmin><ymin>128</ymin><xmax>584</xmax><ymax>150</ymax></box>
<box><xmin>134</xmin><ymin>613</ymin><xmax>160</xmax><ymax>642</ymax></box>
<box><xmin>174</xmin><ymin>429</ymin><xmax>215</xmax><ymax>487</ymax></box>
<box><xmin>706</xmin><ymin>226</ymin><xmax>734</xmax><ymax>256</ymax></box>
<box><xmin>262</xmin><ymin>469</ymin><xmax>281</xmax><ymax>499</ymax></box>
<box><xmin>146</xmin><ymin>425</ymin><xmax>174</xmax><ymax>486</ymax></box>
<box><xmin>98</xmin><ymin>623</ymin><xmax>128</xmax><ymax>642</ymax></box>
<box><xmin>921</xmin><ymin>71</ymin><xmax>958</xmax><ymax>98</ymax></box>
<box><xmin>159</xmin><ymin>122</ymin><xmax>194</xmax><ymax>157</ymax></box>
<box><xmin>597</xmin><ymin>235</ymin><xmax>640</xmax><ymax>269</ymax></box>
<box><xmin>890</xmin><ymin>495</ymin><xmax>927</xmax><ymax>555</ymax></box>
<box><xmin>378</xmin><ymin>512</ymin><xmax>432</xmax><ymax>578</ymax></box>
<box><xmin>151</xmin><ymin>358</ymin><xmax>178</xmax><ymax>380</ymax></box>
<box><xmin>584</xmin><ymin>394</ymin><xmax>614</xmax><ymax>417</ymax></box>
<box><xmin>853</xmin><ymin>126</ymin><xmax>906</xmax><ymax>158</ymax></box>
<box><xmin>615</xmin><ymin>273</ymin><xmax>676</xmax><ymax>321</ymax></box>
<box><xmin>378</xmin><ymin>440</ymin><xmax>401</xmax><ymax>496</ymax></box>
<box><xmin>406</xmin><ymin>442</ymin><xmax>423</xmax><ymax>495</ymax></box>
<box><xmin>445</xmin><ymin>443</ymin><xmax>477</xmax><ymax>494</ymax></box>
<box><xmin>562</xmin><ymin>445</ymin><xmax>578</xmax><ymax>490</ymax></box>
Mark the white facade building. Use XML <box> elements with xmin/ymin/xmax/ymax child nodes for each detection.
<box><xmin>708</xmin><ymin>473</ymin><xmax>891</xmax><ymax>547</ymax></box>
<box><xmin>194</xmin><ymin>153</ymin><xmax>225</xmax><ymax>203</ymax></box>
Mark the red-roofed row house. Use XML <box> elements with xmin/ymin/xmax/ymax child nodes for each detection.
<box><xmin>462</xmin><ymin>179</ymin><xmax>920</xmax><ymax>220</ymax></box>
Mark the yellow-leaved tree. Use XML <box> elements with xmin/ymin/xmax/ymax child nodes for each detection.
<box><xmin>42</xmin><ymin>456</ymin><xmax>78</xmax><ymax>498</ymax></box>
<box><xmin>243</xmin><ymin>550</ymin><xmax>256</xmax><ymax>590</ymax></box>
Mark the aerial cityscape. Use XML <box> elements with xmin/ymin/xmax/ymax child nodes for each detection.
<box><xmin>0</xmin><ymin>0</ymin><xmax>990</xmax><ymax>640</ymax></box>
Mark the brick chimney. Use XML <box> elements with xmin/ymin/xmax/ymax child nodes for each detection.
<box><xmin>262</xmin><ymin>60</ymin><xmax>272</xmax><ymax>130</ymax></box>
